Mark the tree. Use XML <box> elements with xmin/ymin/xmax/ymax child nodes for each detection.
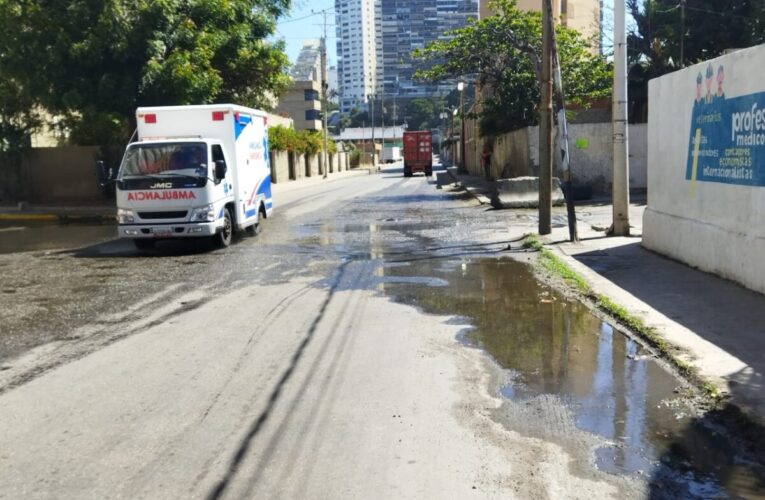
<box><xmin>412</xmin><ymin>0</ymin><xmax>611</xmax><ymax>135</ymax></box>
<box><xmin>347</xmin><ymin>108</ymin><xmax>370</xmax><ymax>128</ymax></box>
<box><xmin>403</xmin><ymin>97</ymin><xmax>442</xmax><ymax>131</ymax></box>
<box><xmin>627</xmin><ymin>0</ymin><xmax>765</xmax><ymax>121</ymax></box>
<box><xmin>0</xmin><ymin>0</ymin><xmax>292</xmax><ymax>146</ymax></box>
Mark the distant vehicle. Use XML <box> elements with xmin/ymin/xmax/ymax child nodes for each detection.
<box><xmin>381</xmin><ymin>146</ymin><xmax>402</xmax><ymax>163</ymax></box>
<box><xmin>402</xmin><ymin>131</ymin><xmax>432</xmax><ymax>177</ymax></box>
<box><xmin>97</xmin><ymin>104</ymin><xmax>272</xmax><ymax>250</ymax></box>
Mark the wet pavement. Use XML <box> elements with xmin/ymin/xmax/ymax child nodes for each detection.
<box><xmin>0</xmin><ymin>220</ymin><xmax>116</xmax><ymax>254</ymax></box>
<box><xmin>379</xmin><ymin>258</ymin><xmax>764</xmax><ymax>499</ymax></box>
<box><xmin>1</xmin><ymin>168</ymin><xmax>764</xmax><ymax>498</ymax></box>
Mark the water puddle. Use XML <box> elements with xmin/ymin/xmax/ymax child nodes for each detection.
<box><xmin>379</xmin><ymin>257</ymin><xmax>765</xmax><ymax>498</ymax></box>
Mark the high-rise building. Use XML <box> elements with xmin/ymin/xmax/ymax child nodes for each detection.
<box><xmin>335</xmin><ymin>0</ymin><xmax>382</xmax><ymax>113</ymax></box>
<box><xmin>381</xmin><ymin>0</ymin><xmax>478</xmax><ymax>100</ymax></box>
<box><xmin>481</xmin><ymin>0</ymin><xmax>601</xmax><ymax>49</ymax></box>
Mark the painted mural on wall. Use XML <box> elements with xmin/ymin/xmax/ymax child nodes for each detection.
<box><xmin>686</xmin><ymin>64</ymin><xmax>765</xmax><ymax>186</ymax></box>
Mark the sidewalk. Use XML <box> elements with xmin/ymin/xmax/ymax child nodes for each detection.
<box><xmin>445</xmin><ymin>171</ymin><xmax>765</xmax><ymax>422</ymax></box>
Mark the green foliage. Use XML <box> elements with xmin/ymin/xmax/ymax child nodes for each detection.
<box><xmin>412</xmin><ymin>0</ymin><xmax>611</xmax><ymax>135</ymax></box>
<box><xmin>347</xmin><ymin>108</ymin><xmax>370</xmax><ymax>128</ymax></box>
<box><xmin>627</xmin><ymin>0</ymin><xmax>765</xmax><ymax>121</ymax></box>
<box><xmin>267</xmin><ymin>125</ymin><xmax>335</xmax><ymax>155</ymax></box>
<box><xmin>299</xmin><ymin>130</ymin><xmax>324</xmax><ymax>155</ymax></box>
<box><xmin>0</xmin><ymin>0</ymin><xmax>292</xmax><ymax>147</ymax></box>
<box><xmin>0</xmin><ymin>79</ymin><xmax>40</xmax><ymax>154</ymax></box>
<box><xmin>404</xmin><ymin>98</ymin><xmax>441</xmax><ymax>131</ymax></box>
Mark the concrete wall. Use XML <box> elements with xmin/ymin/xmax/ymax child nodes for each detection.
<box><xmin>565</xmin><ymin>123</ymin><xmax>647</xmax><ymax>193</ymax></box>
<box><xmin>306</xmin><ymin>154</ymin><xmax>319</xmax><ymax>177</ymax></box>
<box><xmin>643</xmin><ymin>45</ymin><xmax>765</xmax><ymax>295</ymax></box>
<box><xmin>270</xmin><ymin>151</ymin><xmax>290</xmax><ymax>184</ymax></box>
<box><xmin>21</xmin><ymin>146</ymin><xmax>104</xmax><ymax>204</ymax></box>
<box><xmin>472</xmin><ymin>123</ymin><xmax>647</xmax><ymax>194</ymax></box>
<box><xmin>7</xmin><ymin>145</ymin><xmax>352</xmax><ymax>204</ymax></box>
<box><xmin>491</xmin><ymin>128</ymin><xmax>533</xmax><ymax>179</ymax></box>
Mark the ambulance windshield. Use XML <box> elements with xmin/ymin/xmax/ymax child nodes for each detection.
<box><xmin>121</xmin><ymin>142</ymin><xmax>208</xmax><ymax>178</ymax></box>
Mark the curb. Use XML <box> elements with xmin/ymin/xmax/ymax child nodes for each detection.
<box><xmin>0</xmin><ymin>213</ymin><xmax>115</xmax><ymax>223</ymax></box>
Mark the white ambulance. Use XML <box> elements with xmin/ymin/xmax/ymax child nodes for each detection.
<box><xmin>106</xmin><ymin>104</ymin><xmax>272</xmax><ymax>249</ymax></box>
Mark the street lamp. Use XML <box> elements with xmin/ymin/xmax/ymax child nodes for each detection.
<box><xmin>457</xmin><ymin>81</ymin><xmax>466</xmax><ymax>173</ymax></box>
<box><xmin>368</xmin><ymin>94</ymin><xmax>376</xmax><ymax>165</ymax></box>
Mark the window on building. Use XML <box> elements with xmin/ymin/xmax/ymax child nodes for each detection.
<box><xmin>304</xmin><ymin>89</ymin><xmax>320</xmax><ymax>101</ymax></box>
<box><xmin>305</xmin><ymin>109</ymin><xmax>322</xmax><ymax>121</ymax></box>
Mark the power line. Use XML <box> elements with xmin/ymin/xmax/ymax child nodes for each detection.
<box><xmin>646</xmin><ymin>0</ymin><xmax>765</xmax><ymax>22</ymax></box>
<box><xmin>277</xmin><ymin>8</ymin><xmax>334</xmax><ymax>26</ymax></box>
<box><xmin>684</xmin><ymin>4</ymin><xmax>765</xmax><ymax>22</ymax></box>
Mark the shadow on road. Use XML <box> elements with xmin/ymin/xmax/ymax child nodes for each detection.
<box><xmin>647</xmin><ymin>397</ymin><xmax>765</xmax><ymax>499</ymax></box>
<box><xmin>69</xmin><ymin>236</ymin><xmax>233</xmax><ymax>258</ymax></box>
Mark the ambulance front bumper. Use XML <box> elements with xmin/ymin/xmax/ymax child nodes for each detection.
<box><xmin>119</xmin><ymin>221</ymin><xmax>219</xmax><ymax>239</ymax></box>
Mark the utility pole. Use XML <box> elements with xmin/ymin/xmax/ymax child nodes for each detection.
<box><xmin>539</xmin><ymin>0</ymin><xmax>554</xmax><ymax>235</ymax></box>
<box><xmin>458</xmin><ymin>81</ymin><xmax>466</xmax><ymax>174</ymax></box>
<box><xmin>369</xmin><ymin>94</ymin><xmax>375</xmax><ymax>166</ymax></box>
<box><xmin>680</xmin><ymin>0</ymin><xmax>686</xmax><ymax>68</ymax></box>
<box><xmin>549</xmin><ymin>4</ymin><xmax>578</xmax><ymax>242</ymax></box>
<box><xmin>381</xmin><ymin>71</ymin><xmax>385</xmax><ymax>157</ymax></box>
<box><xmin>315</xmin><ymin>8</ymin><xmax>332</xmax><ymax>178</ymax></box>
<box><xmin>612</xmin><ymin>0</ymin><xmax>631</xmax><ymax>235</ymax></box>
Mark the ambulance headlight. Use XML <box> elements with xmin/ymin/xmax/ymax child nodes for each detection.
<box><xmin>190</xmin><ymin>204</ymin><xmax>216</xmax><ymax>222</ymax></box>
<box><xmin>117</xmin><ymin>208</ymin><xmax>135</xmax><ymax>224</ymax></box>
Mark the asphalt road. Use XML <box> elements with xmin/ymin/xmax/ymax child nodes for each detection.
<box><xmin>0</xmin><ymin>164</ymin><xmax>757</xmax><ymax>499</ymax></box>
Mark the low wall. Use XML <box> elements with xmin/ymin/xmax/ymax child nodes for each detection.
<box><xmin>475</xmin><ymin>123</ymin><xmax>647</xmax><ymax>194</ymax></box>
<box><xmin>306</xmin><ymin>155</ymin><xmax>319</xmax><ymax>177</ymax></box>
<box><xmin>8</xmin><ymin>146</ymin><xmax>354</xmax><ymax>204</ymax></box>
<box><xmin>270</xmin><ymin>151</ymin><xmax>289</xmax><ymax>183</ymax></box>
<box><xmin>644</xmin><ymin>45</ymin><xmax>765</xmax><ymax>294</ymax></box>
<box><xmin>22</xmin><ymin>146</ymin><xmax>105</xmax><ymax>204</ymax></box>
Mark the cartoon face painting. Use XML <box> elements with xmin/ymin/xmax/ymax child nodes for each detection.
<box><xmin>696</xmin><ymin>72</ymin><xmax>703</xmax><ymax>103</ymax></box>
<box><xmin>705</xmin><ymin>64</ymin><xmax>714</xmax><ymax>102</ymax></box>
<box><xmin>716</xmin><ymin>66</ymin><xmax>725</xmax><ymax>98</ymax></box>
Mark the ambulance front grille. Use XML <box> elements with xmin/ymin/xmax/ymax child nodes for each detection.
<box><xmin>137</xmin><ymin>211</ymin><xmax>188</xmax><ymax>220</ymax></box>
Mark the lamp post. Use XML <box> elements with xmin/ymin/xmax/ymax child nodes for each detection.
<box><xmin>439</xmin><ymin>111</ymin><xmax>447</xmax><ymax>165</ymax></box>
<box><xmin>457</xmin><ymin>81</ymin><xmax>466</xmax><ymax>173</ymax></box>
<box><xmin>368</xmin><ymin>94</ymin><xmax>376</xmax><ymax>166</ymax></box>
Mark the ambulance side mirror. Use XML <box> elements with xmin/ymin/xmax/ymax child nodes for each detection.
<box><xmin>214</xmin><ymin>160</ymin><xmax>227</xmax><ymax>181</ymax></box>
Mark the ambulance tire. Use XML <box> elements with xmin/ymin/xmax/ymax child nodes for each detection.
<box><xmin>133</xmin><ymin>239</ymin><xmax>155</xmax><ymax>250</ymax></box>
<box><xmin>215</xmin><ymin>208</ymin><xmax>233</xmax><ymax>248</ymax></box>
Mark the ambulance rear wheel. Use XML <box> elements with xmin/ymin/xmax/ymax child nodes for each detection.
<box><xmin>215</xmin><ymin>208</ymin><xmax>233</xmax><ymax>248</ymax></box>
<box><xmin>133</xmin><ymin>239</ymin><xmax>155</xmax><ymax>250</ymax></box>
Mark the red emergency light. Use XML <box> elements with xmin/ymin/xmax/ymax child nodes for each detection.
<box><xmin>144</xmin><ymin>113</ymin><xmax>156</xmax><ymax>124</ymax></box>
<box><xmin>212</xmin><ymin>111</ymin><xmax>225</xmax><ymax>121</ymax></box>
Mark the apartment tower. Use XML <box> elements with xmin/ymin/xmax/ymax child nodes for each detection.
<box><xmin>335</xmin><ymin>0</ymin><xmax>382</xmax><ymax>113</ymax></box>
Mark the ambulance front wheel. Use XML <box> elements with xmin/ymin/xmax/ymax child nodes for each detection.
<box><xmin>215</xmin><ymin>208</ymin><xmax>233</xmax><ymax>248</ymax></box>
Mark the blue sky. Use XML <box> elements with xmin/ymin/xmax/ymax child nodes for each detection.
<box><xmin>272</xmin><ymin>1</ymin><xmax>636</xmax><ymax>68</ymax></box>
<box><xmin>273</xmin><ymin>0</ymin><xmax>338</xmax><ymax>68</ymax></box>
